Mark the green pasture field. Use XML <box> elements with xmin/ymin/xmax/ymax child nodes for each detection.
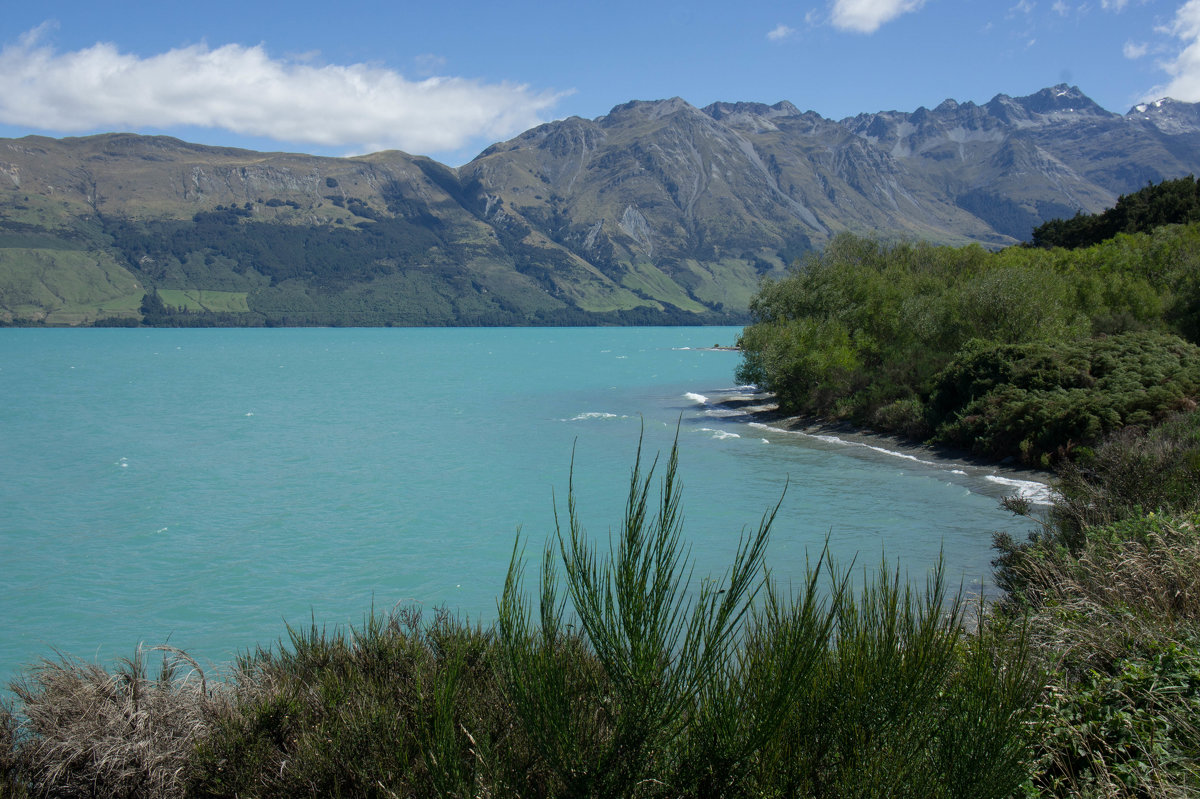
<box><xmin>156</xmin><ymin>289</ymin><xmax>251</xmax><ymax>313</ymax></box>
<box><xmin>0</xmin><ymin>247</ymin><xmax>143</xmax><ymax>324</ymax></box>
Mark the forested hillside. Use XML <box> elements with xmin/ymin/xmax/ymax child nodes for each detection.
<box><xmin>1030</xmin><ymin>175</ymin><xmax>1200</xmax><ymax>249</ymax></box>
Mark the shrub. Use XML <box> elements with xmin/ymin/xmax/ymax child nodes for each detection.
<box><xmin>761</xmin><ymin>561</ymin><xmax>1037</xmax><ymax>798</ymax></box>
<box><xmin>497</xmin><ymin>434</ymin><xmax>1037</xmax><ymax>798</ymax></box>
<box><xmin>1051</xmin><ymin>410</ymin><xmax>1200</xmax><ymax>536</ymax></box>
<box><xmin>994</xmin><ymin>512</ymin><xmax>1200</xmax><ymax>796</ymax></box>
<box><xmin>497</xmin><ymin>433</ymin><xmax>789</xmax><ymax>796</ymax></box>
<box><xmin>6</xmin><ymin>646</ymin><xmax>217</xmax><ymax>799</ymax></box>
<box><xmin>929</xmin><ymin>332</ymin><xmax>1200</xmax><ymax>463</ymax></box>
<box><xmin>185</xmin><ymin>606</ymin><xmax>514</xmax><ymax>798</ymax></box>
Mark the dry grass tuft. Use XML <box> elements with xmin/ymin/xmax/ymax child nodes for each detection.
<box><xmin>1019</xmin><ymin>519</ymin><xmax>1200</xmax><ymax>672</ymax></box>
<box><xmin>7</xmin><ymin>645</ymin><xmax>224</xmax><ymax>799</ymax></box>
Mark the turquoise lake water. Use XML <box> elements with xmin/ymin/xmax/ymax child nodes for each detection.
<box><xmin>0</xmin><ymin>327</ymin><xmax>1041</xmax><ymax>684</ymax></box>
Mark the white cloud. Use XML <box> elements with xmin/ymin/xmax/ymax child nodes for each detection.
<box><xmin>1149</xmin><ymin>0</ymin><xmax>1200</xmax><ymax>102</ymax></box>
<box><xmin>0</xmin><ymin>28</ymin><xmax>567</xmax><ymax>156</ymax></box>
<box><xmin>829</xmin><ymin>0</ymin><xmax>927</xmax><ymax>34</ymax></box>
<box><xmin>1124</xmin><ymin>40</ymin><xmax>1149</xmax><ymax>59</ymax></box>
<box><xmin>1052</xmin><ymin>1</ymin><xmax>1071</xmax><ymax>16</ymax></box>
<box><xmin>767</xmin><ymin>24</ymin><xmax>796</xmax><ymax>41</ymax></box>
<box><xmin>1101</xmin><ymin>0</ymin><xmax>1129</xmax><ymax>10</ymax></box>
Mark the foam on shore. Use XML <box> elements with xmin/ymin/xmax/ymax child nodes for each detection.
<box><xmin>985</xmin><ymin>475</ymin><xmax>1056</xmax><ymax>504</ymax></box>
<box><xmin>744</xmin><ymin>421</ymin><xmax>1055</xmax><ymax>505</ymax></box>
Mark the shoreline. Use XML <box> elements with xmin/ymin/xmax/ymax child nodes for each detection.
<box><xmin>704</xmin><ymin>393</ymin><xmax>1056</xmax><ymax>503</ymax></box>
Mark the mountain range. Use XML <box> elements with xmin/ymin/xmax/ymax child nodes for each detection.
<box><xmin>2</xmin><ymin>84</ymin><xmax>1198</xmax><ymax>326</ymax></box>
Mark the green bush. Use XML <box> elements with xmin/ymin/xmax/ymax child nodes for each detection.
<box><xmin>1051</xmin><ymin>410</ymin><xmax>1200</xmax><ymax>536</ymax></box>
<box><xmin>496</xmin><ymin>435</ymin><xmax>1037</xmax><ymax>798</ymax></box>
<box><xmin>1029</xmin><ymin>641</ymin><xmax>1200</xmax><ymax>796</ymax></box>
<box><xmin>763</xmin><ymin>562</ymin><xmax>1036</xmax><ymax>798</ymax></box>
<box><xmin>930</xmin><ymin>332</ymin><xmax>1200</xmax><ymax>464</ymax></box>
<box><xmin>186</xmin><ymin>607</ymin><xmax>514</xmax><ymax>798</ymax></box>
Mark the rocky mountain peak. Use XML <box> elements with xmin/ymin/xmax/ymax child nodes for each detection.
<box><xmin>1126</xmin><ymin>97</ymin><xmax>1200</xmax><ymax>135</ymax></box>
<box><xmin>703</xmin><ymin>100</ymin><xmax>801</xmax><ymax>121</ymax></box>
<box><xmin>984</xmin><ymin>85</ymin><xmax>1114</xmax><ymax>127</ymax></box>
<box><xmin>605</xmin><ymin>97</ymin><xmax>697</xmax><ymax>123</ymax></box>
<box><xmin>1019</xmin><ymin>84</ymin><xmax>1113</xmax><ymax>117</ymax></box>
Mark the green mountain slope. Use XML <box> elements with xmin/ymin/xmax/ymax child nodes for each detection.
<box><xmin>2</xmin><ymin>85</ymin><xmax>1199</xmax><ymax>326</ymax></box>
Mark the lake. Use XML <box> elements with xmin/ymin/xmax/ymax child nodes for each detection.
<box><xmin>0</xmin><ymin>327</ymin><xmax>1040</xmax><ymax>684</ymax></box>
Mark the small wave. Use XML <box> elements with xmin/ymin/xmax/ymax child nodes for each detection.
<box><xmin>703</xmin><ymin>407</ymin><xmax>745</xmax><ymax>418</ymax></box>
<box><xmin>985</xmin><ymin>475</ymin><xmax>1056</xmax><ymax>505</ymax></box>
<box><xmin>684</xmin><ymin>392</ymin><xmax>709</xmax><ymax>404</ymax></box>
<box><xmin>698</xmin><ymin>427</ymin><xmax>741</xmax><ymax>440</ymax></box>
<box><xmin>707</xmin><ymin>385</ymin><xmax>769</xmax><ymax>399</ymax></box>
<box><xmin>801</xmin><ymin>432</ymin><xmax>940</xmax><ymax>467</ymax></box>
<box><xmin>749</xmin><ymin>422</ymin><xmax>789</xmax><ymax>435</ymax></box>
<box><xmin>860</xmin><ymin>443</ymin><xmax>940</xmax><ymax>467</ymax></box>
<box><xmin>569</xmin><ymin>412</ymin><xmax>621</xmax><ymax>421</ymax></box>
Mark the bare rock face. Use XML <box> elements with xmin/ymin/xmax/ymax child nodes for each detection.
<box><xmin>619</xmin><ymin>205</ymin><xmax>654</xmax><ymax>257</ymax></box>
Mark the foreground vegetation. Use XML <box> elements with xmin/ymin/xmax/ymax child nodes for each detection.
<box><xmin>4</xmin><ymin>417</ymin><xmax>1200</xmax><ymax>797</ymax></box>
<box><xmin>0</xmin><ymin>437</ymin><xmax>1038</xmax><ymax>798</ymax></box>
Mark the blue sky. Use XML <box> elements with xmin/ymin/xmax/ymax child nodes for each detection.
<box><xmin>0</xmin><ymin>0</ymin><xmax>1195</xmax><ymax>165</ymax></box>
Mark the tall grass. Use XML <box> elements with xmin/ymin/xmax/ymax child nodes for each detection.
<box><xmin>4</xmin><ymin>646</ymin><xmax>218</xmax><ymax>799</ymax></box>
<box><xmin>185</xmin><ymin>606</ymin><xmax>514</xmax><ymax>798</ymax></box>
<box><xmin>494</xmin><ymin>434</ymin><xmax>1036</xmax><ymax>798</ymax></box>
<box><xmin>996</xmin><ymin>513</ymin><xmax>1200</xmax><ymax>797</ymax></box>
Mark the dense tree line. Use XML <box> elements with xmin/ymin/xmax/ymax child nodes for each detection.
<box><xmin>737</xmin><ymin>206</ymin><xmax>1200</xmax><ymax>463</ymax></box>
<box><xmin>1030</xmin><ymin>175</ymin><xmax>1200</xmax><ymax>249</ymax></box>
